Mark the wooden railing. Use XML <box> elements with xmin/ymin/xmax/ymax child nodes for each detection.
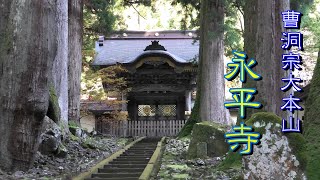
<box><xmin>101</xmin><ymin>119</ymin><xmax>187</xmax><ymax>137</ymax></box>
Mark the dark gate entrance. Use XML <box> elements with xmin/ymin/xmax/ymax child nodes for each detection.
<box><xmin>127</xmin><ymin>92</ymin><xmax>186</xmax><ymax>121</ymax></box>
<box><xmin>137</xmin><ymin>104</ymin><xmax>176</xmax><ymax>121</ymax></box>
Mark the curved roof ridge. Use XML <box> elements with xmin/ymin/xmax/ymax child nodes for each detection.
<box><xmin>92</xmin><ymin>38</ymin><xmax>199</xmax><ymax>66</ymax></box>
<box><xmin>126</xmin><ymin>50</ymin><xmax>188</xmax><ymax>65</ymax></box>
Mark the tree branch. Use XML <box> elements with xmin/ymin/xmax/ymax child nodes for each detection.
<box><xmin>131</xmin><ymin>4</ymin><xmax>146</xmax><ymax>20</ymax></box>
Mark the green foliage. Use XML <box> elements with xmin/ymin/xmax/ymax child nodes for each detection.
<box><xmin>290</xmin><ymin>0</ymin><xmax>314</xmax><ymax>13</ymax></box>
<box><xmin>81</xmin><ymin>66</ymin><xmax>106</xmax><ymax>101</ymax></box>
<box><xmin>301</xmin><ymin>0</ymin><xmax>320</xmax><ymax>49</ymax></box>
<box><xmin>173</xmin><ymin>0</ymin><xmax>244</xmax><ymax>56</ymax></box>
<box><xmin>127</xmin><ymin>0</ymin><xmax>199</xmax><ymax>30</ymax></box>
<box><xmin>81</xmin><ymin>65</ymin><xmax>130</xmax><ymax>121</ymax></box>
<box><xmin>223</xmin><ymin>0</ymin><xmax>244</xmax><ymax>56</ymax></box>
<box><xmin>84</xmin><ymin>0</ymin><xmax>125</xmax><ymax>36</ymax></box>
<box><xmin>82</xmin><ymin>1</ymin><xmax>127</xmax><ymax>100</ymax></box>
<box><xmin>123</xmin><ymin>0</ymin><xmax>152</xmax><ymax>6</ymax></box>
<box><xmin>171</xmin><ymin>0</ymin><xmax>200</xmax><ymax>30</ymax></box>
<box><xmin>99</xmin><ymin>65</ymin><xmax>129</xmax><ymax>92</ymax></box>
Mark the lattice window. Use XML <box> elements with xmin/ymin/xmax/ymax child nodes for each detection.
<box><xmin>159</xmin><ymin>105</ymin><xmax>176</xmax><ymax>116</ymax></box>
<box><xmin>138</xmin><ymin>105</ymin><xmax>156</xmax><ymax>116</ymax></box>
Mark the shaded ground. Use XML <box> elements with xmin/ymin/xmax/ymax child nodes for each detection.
<box><xmin>0</xmin><ymin>136</ymin><xmax>131</xmax><ymax>180</ymax></box>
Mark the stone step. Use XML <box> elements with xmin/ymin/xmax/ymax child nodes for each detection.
<box><xmin>122</xmin><ymin>153</ymin><xmax>153</xmax><ymax>157</ymax></box>
<box><xmin>84</xmin><ymin>138</ymin><xmax>161</xmax><ymax>180</ymax></box>
<box><xmin>110</xmin><ymin>160</ymin><xmax>149</xmax><ymax>164</ymax></box>
<box><xmin>98</xmin><ymin>168</ymin><xmax>144</xmax><ymax>173</ymax></box>
<box><xmin>123</xmin><ymin>151</ymin><xmax>154</xmax><ymax>153</ymax></box>
<box><xmin>104</xmin><ymin>164</ymin><xmax>147</xmax><ymax>169</ymax></box>
<box><xmin>92</xmin><ymin>172</ymin><xmax>141</xmax><ymax>178</ymax></box>
<box><xmin>125</xmin><ymin>149</ymin><xmax>154</xmax><ymax>152</ymax></box>
<box><xmin>139</xmin><ymin>139</ymin><xmax>161</xmax><ymax>142</ymax></box>
<box><xmin>123</xmin><ymin>153</ymin><xmax>153</xmax><ymax>156</ymax></box>
<box><xmin>122</xmin><ymin>154</ymin><xmax>153</xmax><ymax>157</ymax></box>
<box><xmin>132</xmin><ymin>146</ymin><xmax>157</xmax><ymax>148</ymax></box>
<box><xmin>112</xmin><ymin>159</ymin><xmax>149</xmax><ymax>163</ymax></box>
<box><xmin>86</xmin><ymin>178</ymin><xmax>138</xmax><ymax>180</ymax></box>
<box><xmin>124</xmin><ymin>153</ymin><xmax>153</xmax><ymax>155</ymax></box>
<box><xmin>128</xmin><ymin>148</ymin><xmax>156</xmax><ymax>150</ymax></box>
<box><xmin>132</xmin><ymin>143</ymin><xmax>157</xmax><ymax>145</ymax></box>
<box><xmin>119</xmin><ymin>154</ymin><xmax>151</xmax><ymax>158</ymax></box>
<box><xmin>129</xmin><ymin>146</ymin><xmax>155</xmax><ymax>148</ymax></box>
<box><xmin>131</xmin><ymin>143</ymin><xmax>157</xmax><ymax>146</ymax></box>
<box><xmin>117</xmin><ymin>156</ymin><xmax>151</xmax><ymax>159</ymax></box>
<box><xmin>127</xmin><ymin>147</ymin><xmax>155</xmax><ymax>150</ymax></box>
<box><xmin>116</xmin><ymin>157</ymin><xmax>150</xmax><ymax>161</ymax></box>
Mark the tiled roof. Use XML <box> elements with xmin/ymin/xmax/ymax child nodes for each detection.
<box><xmin>92</xmin><ymin>31</ymin><xmax>200</xmax><ymax>66</ymax></box>
<box><xmin>81</xmin><ymin>101</ymin><xmax>120</xmax><ymax>111</ymax></box>
<box><xmin>81</xmin><ymin>101</ymin><xmax>121</xmax><ymax>115</ymax></box>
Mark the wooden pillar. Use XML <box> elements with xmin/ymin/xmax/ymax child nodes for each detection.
<box><xmin>155</xmin><ymin>100</ymin><xmax>159</xmax><ymax>121</ymax></box>
<box><xmin>134</xmin><ymin>100</ymin><xmax>138</xmax><ymax>121</ymax></box>
<box><xmin>181</xmin><ymin>96</ymin><xmax>186</xmax><ymax>120</ymax></box>
<box><xmin>121</xmin><ymin>92</ymin><xmax>127</xmax><ymax>111</ymax></box>
<box><xmin>127</xmin><ymin>95</ymin><xmax>134</xmax><ymax>121</ymax></box>
<box><xmin>95</xmin><ymin>115</ymin><xmax>102</xmax><ymax>134</ymax></box>
<box><xmin>185</xmin><ymin>91</ymin><xmax>192</xmax><ymax>112</ymax></box>
<box><xmin>176</xmin><ymin>96</ymin><xmax>186</xmax><ymax>120</ymax></box>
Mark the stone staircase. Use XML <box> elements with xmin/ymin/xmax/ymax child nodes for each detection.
<box><xmin>85</xmin><ymin>138</ymin><xmax>160</xmax><ymax>180</ymax></box>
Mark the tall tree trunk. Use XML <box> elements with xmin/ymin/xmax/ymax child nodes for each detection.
<box><xmin>304</xmin><ymin>49</ymin><xmax>320</xmax><ymax>179</ymax></box>
<box><xmin>178</xmin><ymin>0</ymin><xmax>205</xmax><ymax>137</ymax></box>
<box><xmin>241</xmin><ymin>0</ymin><xmax>258</xmax><ymax>121</ymax></box>
<box><xmin>242</xmin><ymin>0</ymin><xmax>289</xmax><ymax>120</ymax></box>
<box><xmin>51</xmin><ymin>0</ymin><xmax>69</xmax><ymax>127</ymax></box>
<box><xmin>0</xmin><ymin>0</ymin><xmax>57</xmax><ymax>171</ymax></box>
<box><xmin>199</xmin><ymin>0</ymin><xmax>229</xmax><ymax>124</ymax></box>
<box><xmin>68</xmin><ymin>0</ymin><xmax>83</xmax><ymax>124</ymax></box>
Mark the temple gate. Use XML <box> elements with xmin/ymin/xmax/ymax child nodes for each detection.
<box><xmin>92</xmin><ymin>31</ymin><xmax>199</xmax><ymax>137</ymax></box>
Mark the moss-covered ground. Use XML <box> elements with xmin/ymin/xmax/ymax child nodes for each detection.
<box><xmin>304</xmin><ymin>52</ymin><xmax>320</xmax><ymax>180</ymax></box>
<box><xmin>187</xmin><ymin>121</ymin><xmax>229</xmax><ymax>159</ymax></box>
<box><xmin>217</xmin><ymin>152</ymin><xmax>242</xmax><ymax>171</ymax></box>
<box><xmin>154</xmin><ymin>138</ymin><xmax>242</xmax><ymax>180</ymax></box>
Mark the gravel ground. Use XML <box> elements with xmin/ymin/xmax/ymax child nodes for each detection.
<box><xmin>0</xmin><ymin>136</ymin><xmax>131</xmax><ymax>180</ymax></box>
